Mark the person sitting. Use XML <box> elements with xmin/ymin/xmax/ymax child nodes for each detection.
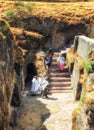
<box><xmin>57</xmin><ymin>53</ymin><xmax>65</xmax><ymax>71</ymax></box>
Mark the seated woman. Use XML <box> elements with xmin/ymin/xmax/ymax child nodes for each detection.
<box><xmin>57</xmin><ymin>53</ymin><xmax>65</xmax><ymax>71</ymax></box>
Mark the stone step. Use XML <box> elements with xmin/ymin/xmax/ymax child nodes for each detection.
<box><xmin>51</xmin><ymin>62</ymin><xmax>66</xmax><ymax>66</ymax></box>
<box><xmin>49</xmin><ymin>64</ymin><xmax>67</xmax><ymax>68</ymax></box>
<box><xmin>49</xmin><ymin>72</ymin><xmax>70</xmax><ymax>77</ymax></box>
<box><xmin>48</xmin><ymin>89</ymin><xmax>72</xmax><ymax>93</ymax></box>
<box><xmin>53</xmin><ymin>53</ymin><xmax>59</xmax><ymax>57</ymax></box>
<box><xmin>48</xmin><ymin>51</ymin><xmax>70</xmax><ymax>93</ymax></box>
<box><xmin>53</xmin><ymin>51</ymin><xmax>66</xmax><ymax>57</ymax></box>
<box><xmin>50</xmin><ymin>77</ymin><xmax>71</xmax><ymax>82</ymax></box>
<box><xmin>49</xmin><ymin>82</ymin><xmax>71</xmax><ymax>87</ymax></box>
<box><xmin>49</xmin><ymin>66</ymin><xmax>68</xmax><ymax>72</ymax></box>
<box><xmin>52</xmin><ymin>57</ymin><xmax>59</xmax><ymax>62</ymax></box>
<box><xmin>48</xmin><ymin>86</ymin><xmax>72</xmax><ymax>90</ymax></box>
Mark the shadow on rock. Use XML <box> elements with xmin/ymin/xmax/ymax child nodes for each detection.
<box><xmin>15</xmin><ymin>96</ymin><xmax>50</xmax><ymax>130</ymax></box>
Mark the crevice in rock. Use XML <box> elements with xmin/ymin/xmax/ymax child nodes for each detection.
<box><xmin>76</xmin><ymin>82</ymin><xmax>82</xmax><ymax>100</ymax></box>
<box><xmin>11</xmin><ymin>85</ymin><xmax>21</xmax><ymax>107</ymax></box>
<box><xmin>25</xmin><ymin>63</ymin><xmax>37</xmax><ymax>88</ymax></box>
<box><xmin>14</xmin><ymin>63</ymin><xmax>22</xmax><ymax>76</ymax></box>
<box><xmin>70</xmin><ymin>63</ymin><xmax>74</xmax><ymax>75</ymax></box>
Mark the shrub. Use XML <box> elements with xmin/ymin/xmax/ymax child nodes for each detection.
<box><xmin>6</xmin><ymin>10</ymin><xmax>15</xmax><ymax>20</ymax></box>
<box><xmin>82</xmin><ymin>59</ymin><xmax>92</xmax><ymax>73</ymax></box>
<box><xmin>0</xmin><ymin>25</ymin><xmax>9</xmax><ymax>32</ymax></box>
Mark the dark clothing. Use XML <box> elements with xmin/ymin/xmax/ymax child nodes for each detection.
<box><xmin>47</xmin><ymin>56</ymin><xmax>52</xmax><ymax>66</ymax></box>
<box><xmin>46</xmin><ymin>49</ymin><xmax>54</xmax><ymax>67</ymax></box>
<box><xmin>41</xmin><ymin>86</ymin><xmax>48</xmax><ymax>98</ymax></box>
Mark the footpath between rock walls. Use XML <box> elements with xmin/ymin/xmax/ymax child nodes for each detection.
<box><xmin>15</xmin><ymin>92</ymin><xmax>78</xmax><ymax>130</ymax></box>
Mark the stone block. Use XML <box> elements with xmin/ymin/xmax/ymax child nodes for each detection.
<box><xmin>75</xmin><ymin>36</ymin><xmax>94</xmax><ymax>60</ymax></box>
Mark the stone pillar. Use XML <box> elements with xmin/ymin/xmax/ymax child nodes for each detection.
<box><xmin>71</xmin><ymin>57</ymin><xmax>80</xmax><ymax>100</ymax></box>
<box><xmin>72</xmin><ymin>35</ymin><xmax>94</xmax><ymax>100</ymax></box>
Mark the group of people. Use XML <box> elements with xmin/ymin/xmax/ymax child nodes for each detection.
<box><xmin>31</xmin><ymin>75</ymin><xmax>49</xmax><ymax>98</ymax></box>
<box><xmin>45</xmin><ymin>48</ymin><xmax>65</xmax><ymax>71</ymax></box>
<box><xmin>30</xmin><ymin>48</ymin><xmax>65</xmax><ymax>98</ymax></box>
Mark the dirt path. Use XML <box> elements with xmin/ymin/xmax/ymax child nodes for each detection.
<box><xmin>16</xmin><ymin>92</ymin><xmax>78</xmax><ymax>130</ymax></box>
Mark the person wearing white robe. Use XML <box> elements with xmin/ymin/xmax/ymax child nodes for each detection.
<box><xmin>38</xmin><ymin>76</ymin><xmax>49</xmax><ymax>98</ymax></box>
<box><xmin>31</xmin><ymin>76</ymin><xmax>40</xmax><ymax>94</ymax></box>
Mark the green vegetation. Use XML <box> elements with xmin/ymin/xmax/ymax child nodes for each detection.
<box><xmin>82</xmin><ymin>59</ymin><xmax>92</xmax><ymax>73</ymax></box>
<box><xmin>6</xmin><ymin>10</ymin><xmax>15</xmax><ymax>19</ymax></box>
<box><xmin>14</xmin><ymin>0</ymin><xmax>35</xmax><ymax>11</ymax></box>
<box><xmin>80</xmin><ymin>96</ymin><xmax>85</xmax><ymax>103</ymax></box>
<box><xmin>0</xmin><ymin>32</ymin><xmax>6</xmax><ymax>39</ymax></box>
<box><xmin>24</xmin><ymin>3</ymin><xmax>35</xmax><ymax>11</ymax></box>
<box><xmin>2</xmin><ymin>35</ymin><xmax>6</xmax><ymax>39</ymax></box>
<box><xmin>0</xmin><ymin>25</ymin><xmax>9</xmax><ymax>32</ymax></box>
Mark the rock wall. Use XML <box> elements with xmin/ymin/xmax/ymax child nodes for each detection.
<box><xmin>0</xmin><ymin>2</ymin><xmax>94</xmax><ymax>129</ymax></box>
<box><xmin>1</xmin><ymin>2</ymin><xmax>94</xmax><ymax>51</ymax></box>
<box><xmin>0</xmin><ymin>19</ymin><xmax>48</xmax><ymax>129</ymax></box>
<box><xmin>10</xmin><ymin>18</ymin><xmax>87</xmax><ymax>50</ymax></box>
<box><xmin>35</xmin><ymin>51</ymin><xmax>48</xmax><ymax>76</ymax></box>
<box><xmin>77</xmin><ymin>36</ymin><xmax>94</xmax><ymax>60</ymax></box>
<box><xmin>71</xmin><ymin>36</ymin><xmax>94</xmax><ymax>130</ymax></box>
<box><xmin>0</xmin><ymin>19</ymin><xmax>15</xmax><ymax>129</ymax></box>
<box><xmin>11</xmin><ymin>27</ymin><xmax>48</xmax><ymax>87</ymax></box>
<box><xmin>71</xmin><ymin>36</ymin><xmax>94</xmax><ymax>100</ymax></box>
<box><xmin>72</xmin><ymin>73</ymin><xmax>94</xmax><ymax>130</ymax></box>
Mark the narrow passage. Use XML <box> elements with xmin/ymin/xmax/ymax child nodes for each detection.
<box><xmin>16</xmin><ymin>51</ymin><xmax>78</xmax><ymax>130</ymax></box>
<box><xmin>16</xmin><ymin>92</ymin><xmax>78</xmax><ymax>130</ymax></box>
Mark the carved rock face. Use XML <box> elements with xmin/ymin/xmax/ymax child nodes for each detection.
<box><xmin>72</xmin><ymin>73</ymin><xmax>94</xmax><ymax>130</ymax></box>
<box><xmin>0</xmin><ymin>20</ymin><xmax>14</xmax><ymax>130</ymax></box>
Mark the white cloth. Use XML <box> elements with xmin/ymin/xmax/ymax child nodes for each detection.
<box><xmin>38</xmin><ymin>77</ymin><xmax>49</xmax><ymax>90</ymax></box>
<box><xmin>31</xmin><ymin>77</ymin><xmax>41</xmax><ymax>94</ymax></box>
<box><xmin>57</xmin><ymin>56</ymin><xmax>65</xmax><ymax>64</ymax></box>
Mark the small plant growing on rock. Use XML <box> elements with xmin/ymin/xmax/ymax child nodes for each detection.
<box><xmin>80</xmin><ymin>96</ymin><xmax>85</xmax><ymax>103</ymax></box>
<box><xmin>2</xmin><ymin>34</ymin><xmax>6</xmax><ymax>39</ymax></box>
<box><xmin>24</xmin><ymin>3</ymin><xmax>35</xmax><ymax>12</ymax></box>
<box><xmin>6</xmin><ymin>10</ymin><xmax>15</xmax><ymax>20</ymax></box>
<box><xmin>0</xmin><ymin>25</ymin><xmax>8</xmax><ymax>32</ymax></box>
<box><xmin>82</xmin><ymin>59</ymin><xmax>92</xmax><ymax>73</ymax></box>
<box><xmin>14</xmin><ymin>0</ymin><xmax>24</xmax><ymax>7</ymax></box>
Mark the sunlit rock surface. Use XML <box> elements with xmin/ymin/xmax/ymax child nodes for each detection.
<box><xmin>0</xmin><ymin>1</ymin><xmax>94</xmax><ymax>129</ymax></box>
<box><xmin>71</xmin><ymin>36</ymin><xmax>94</xmax><ymax>100</ymax></box>
<box><xmin>72</xmin><ymin>73</ymin><xmax>94</xmax><ymax>130</ymax></box>
<box><xmin>35</xmin><ymin>52</ymin><xmax>48</xmax><ymax>76</ymax></box>
<box><xmin>1</xmin><ymin>1</ymin><xmax>94</xmax><ymax>50</ymax></box>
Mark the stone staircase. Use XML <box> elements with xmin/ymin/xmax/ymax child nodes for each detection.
<box><xmin>48</xmin><ymin>52</ymin><xmax>72</xmax><ymax>93</ymax></box>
